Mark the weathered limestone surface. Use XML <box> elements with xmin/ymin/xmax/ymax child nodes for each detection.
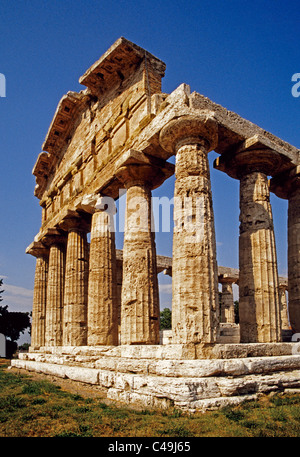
<box><xmin>219</xmin><ymin>323</ymin><xmax>240</xmax><ymax>343</ymax></box>
<box><xmin>120</xmin><ymin>182</ymin><xmax>160</xmax><ymax>344</ymax></box>
<box><xmin>215</xmin><ymin>145</ymin><xmax>283</xmax><ymax>343</ymax></box>
<box><xmin>160</xmin><ymin>115</ymin><xmax>219</xmax><ymax>344</ymax></box>
<box><xmin>288</xmin><ymin>184</ymin><xmax>300</xmax><ymax>334</ymax></box>
<box><xmin>239</xmin><ymin>171</ymin><xmax>281</xmax><ymax>342</ymax></box>
<box><xmin>113</xmin><ymin>149</ymin><xmax>174</xmax><ymax>345</ymax></box>
<box><xmin>220</xmin><ymin>281</ymin><xmax>235</xmax><ymax>324</ymax></box>
<box><xmin>27</xmin><ymin>341</ymin><xmax>300</xmax><ymax>359</ymax></box>
<box><xmin>12</xmin><ymin>348</ymin><xmax>300</xmax><ymax>412</ymax></box>
<box><xmin>30</xmin><ymin>248</ymin><xmax>49</xmax><ymax>348</ymax></box>
<box><xmin>279</xmin><ymin>283</ymin><xmax>290</xmax><ymax>331</ymax></box>
<box><xmin>44</xmin><ymin>236</ymin><xmax>66</xmax><ymax>346</ymax></box>
<box><xmin>88</xmin><ymin>201</ymin><xmax>118</xmax><ymax>345</ymax></box>
<box><xmin>61</xmin><ymin>218</ymin><xmax>89</xmax><ymax>346</ymax></box>
<box><xmin>270</xmin><ymin>166</ymin><xmax>300</xmax><ymax>334</ymax></box>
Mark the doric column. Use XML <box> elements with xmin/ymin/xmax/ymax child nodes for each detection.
<box><xmin>116</xmin><ymin>252</ymin><xmax>123</xmax><ymax>341</ymax></box>
<box><xmin>41</xmin><ymin>230</ymin><xmax>66</xmax><ymax>346</ymax></box>
<box><xmin>59</xmin><ymin>215</ymin><xmax>90</xmax><ymax>346</ymax></box>
<box><xmin>26</xmin><ymin>242</ymin><xmax>49</xmax><ymax>349</ymax></box>
<box><xmin>279</xmin><ymin>282</ymin><xmax>290</xmax><ymax>330</ymax></box>
<box><xmin>87</xmin><ymin>196</ymin><xmax>118</xmax><ymax>346</ymax></box>
<box><xmin>239</xmin><ymin>171</ymin><xmax>281</xmax><ymax>342</ymax></box>
<box><xmin>219</xmin><ymin>279</ymin><xmax>236</xmax><ymax>323</ymax></box>
<box><xmin>115</xmin><ymin>149</ymin><xmax>174</xmax><ymax>345</ymax></box>
<box><xmin>160</xmin><ymin>114</ymin><xmax>219</xmax><ymax>344</ymax></box>
<box><xmin>287</xmin><ymin>180</ymin><xmax>300</xmax><ymax>334</ymax></box>
<box><xmin>270</xmin><ymin>166</ymin><xmax>300</xmax><ymax>333</ymax></box>
<box><xmin>215</xmin><ymin>141</ymin><xmax>283</xmax><ymax>342</ymax></box>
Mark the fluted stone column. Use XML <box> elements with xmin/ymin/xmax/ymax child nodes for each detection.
<box><xmin>287</xmin><ymin>182</ymin><xmax>300</xmax><ymax>333</ymax></box>
<box><xmin>270</xmin><ymin>166</ymin><xmax>300</xmax><ymax>334</ymax></box>
<box><xmin>220</xmin><ymin>280</ymin><xmax>235</xmax><ymax>324</ymax></box>
<box><xmin>27</xmin><ymin>242</ymin><xmax>49</xmax><ymax>349</ymax></box>
<box><xmin>116</xmin><ymin>262</ymin><xmax>123</xmax><ymax>339</ymax></box>
<box><xmin>160</xmin><ymin>114</ymin><xmax>219</xmax><ymax>344</ymax></box>
<box><xmin>122</xmin><ymin>180</ymin><xmax>159</xmax><ymax>344</ymax></box>
<box><xmin>279</xmin><ymin>283</ymin><xmax>290</xmax><ymax>330</ymax></box>
<box><xmin>239</xmin><ymin>171</ymin><xmax>281</xmax><ymax>342</ymax></box>
<box><xmin>61</xmin><ymin>217</ymin><xmax>89</xmax><ymax>346</ymax></box>
<box><xmin>87</xmin><ymin>198</ymin><xmax>118</xmax><ymax>346</ymax></box>
<box><xmin>115</xmin><ymin>149</ymin><xmax>174</xmax><ymax>344</ymax></box>
<box><xmin>215</xmin><ymin>144</ymin><xmax>283</xmax><ymax>343</ymax></box>
<box><xmin>43</xmin><ymin>233</ymin><xmax>66</xmax><ymax>346</ymax></box>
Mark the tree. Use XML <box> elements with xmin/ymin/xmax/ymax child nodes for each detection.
<box><xmin>0</xmin><ymin>279</ymin><xmax>3</xmax><ymax>303</ymax></box>
<box><xmin>160</xmin><ymin>308</ymin><xmax>172</xmax><ymax>330</ymax></box>
<box><xmin>0</xmin><ymin>305</ymin><xmax>31</xmax><ymax>342</ymax></box>
<box><xmin>0</xmin><ymin>279</ymin><xmax>31</xmax><ymax>357</ymax></box>
<box><xmin>18</xmin><ymin>342</ymin><xmax>30</xmax><ymax>352</ymax></box>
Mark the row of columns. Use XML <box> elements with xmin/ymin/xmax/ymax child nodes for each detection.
<box><xmin>30</xmin><ymin>155</ymin><xmax>173</xmax><ymax>348</ymax></box>
<box><xmin>159</xmin><ymin>115</ymin><xmax>296</xmax><ymax>344</ymax></box>
<box><xmin>215</xmin><ymin>145</ymin><xmax>299</xmax><ymax>340</ymax></box>
<box><xmin>31</xmin><ymin>114</ymin><xmax>299</xmax><ymax>348</ymax></box>
<box><xmin>218</xmin><ymin>277</ymin><xmax>289</xmax><ymax>331</ymax></box>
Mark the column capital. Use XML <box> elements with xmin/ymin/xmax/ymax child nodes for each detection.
<box><xmin>159</xmin><ymin>113</ymin><xmax>218</xmax><ymax>154</ymax></box>
<box><xmin>114</xmin><ymin>149</ymin><xmax>174</xmax><ymax>189</ymax></box>
<box><xmin>269</xmin><ymin>165</ymin><xmax>300</xmax><ymax>199</ymax></box>
<box><xmin>26</xmin><ymin>241</ymin><xmax>49</xmax><ymax>258</ymax></box>
<box><xmin>58</xmin><ymin>211</ymin><xmax>91</xmax><ymax>233</ymax></box>
<box><xmin>218</xmin><ymin>275</ymin><xmax>238</xmax><ymax>286</ymax></box>
<box><xmin>39</xmin><ymin>228</ymin><xmax>67</xmax><ymax>247</ymax></box>
<box><xmin>75</xmin><ymin>193</ymin><xmax>100</xmax><ymax>214</ymax></box>
<box><xmin>278</xmin><ymin>282</ymin><xmax>288</xmax><ymax>291</ymax></box>
<box><xmin>74</xmin><ymin>193</ymin><xmax>116</xmax><ymax>214</ymax></box>
<box><xmin>214</xmin><ymin>136</ymin><xmax>285</xmax><ymax>179</ymax></box>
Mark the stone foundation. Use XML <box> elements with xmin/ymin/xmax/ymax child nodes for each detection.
<box><xmin>11</xmin><ymin>343</ymin><xmax>300</xmax><ymax>413</ymax></box>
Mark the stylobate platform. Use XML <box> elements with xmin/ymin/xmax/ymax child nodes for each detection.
<box><xmin>11</xmin><ymin>343</ymin><xmax>300</xmax><ymax>412</ymax></box>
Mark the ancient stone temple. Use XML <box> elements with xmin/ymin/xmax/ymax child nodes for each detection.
<box><xmin>12</xmin><ymin>38</ymin><xmax>300</xmax><ymax>412</ymax></box>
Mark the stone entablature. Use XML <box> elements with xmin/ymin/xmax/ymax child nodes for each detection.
<box><xmin>34</xmin><ymin>38</ymin><xmax>167</xmax><ymax>226</ymax></box>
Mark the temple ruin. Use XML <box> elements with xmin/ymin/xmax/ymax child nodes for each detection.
<box><xmin>12</xmin><ymin>38</ymin><xmax>300</xmax><ymax>412</ymax></box>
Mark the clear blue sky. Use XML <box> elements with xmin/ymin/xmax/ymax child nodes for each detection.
<box><xmin>0</xmin><ymin>0</ymin><xmax>299</xmax><ymax>342</ymax></box>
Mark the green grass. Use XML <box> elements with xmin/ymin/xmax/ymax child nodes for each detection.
<box><xmin>1</xmin><ymin>360</ymin><xmax>300</xmax><ymax>437</ymax></box>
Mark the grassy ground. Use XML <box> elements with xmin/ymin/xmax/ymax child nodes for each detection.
<box><xmin>1</xmin><ymin>359</ymin><xmax>300</xmax><ymax>438</ymax></box>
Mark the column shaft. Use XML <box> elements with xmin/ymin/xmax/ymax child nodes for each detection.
<box><xmin>45</xmin><ymin>243</ymin><xmax>65</xmax><ymax>346</ymax></box>
<box><xmin>288</xmin><ymin>189</ymin><xmax>300</xmax><ymax>333</ymax></box>
<box><xmin>220</xmin><ymin>282</ymin><xmax>235</xmax><ymax>323</ymax></box>
<box><xmin>88</xmin><ymin>210</ymin><xmax>118</xmax><ymax>345</ymax></box>
<box><xmin>239</xmin><ymin>171</ymin><xmax>281</xmax><ymax>342</ymax></box>
<box><xmin>31</xmin><ymin>255</ymin><xmax>48</xmax><ymax>348</ymax></box>
<box><xmin>172</xmin><ymin>140</ymin><xmax>219</xmax><ymax>344</ymax></box>
<box><xmin>279</xmin><ymin>286</ymin><xmax>290</xmax><ymax>330</ymax></box>
<box><xmin>121</xmin><ymin>183</ymin><xmax>160</xmax><ymax>344</ymax></box>
<box><xmin>63</xmin><ymin>229</ymin><xmax>89</xmax><ymax>346</ymax></box>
